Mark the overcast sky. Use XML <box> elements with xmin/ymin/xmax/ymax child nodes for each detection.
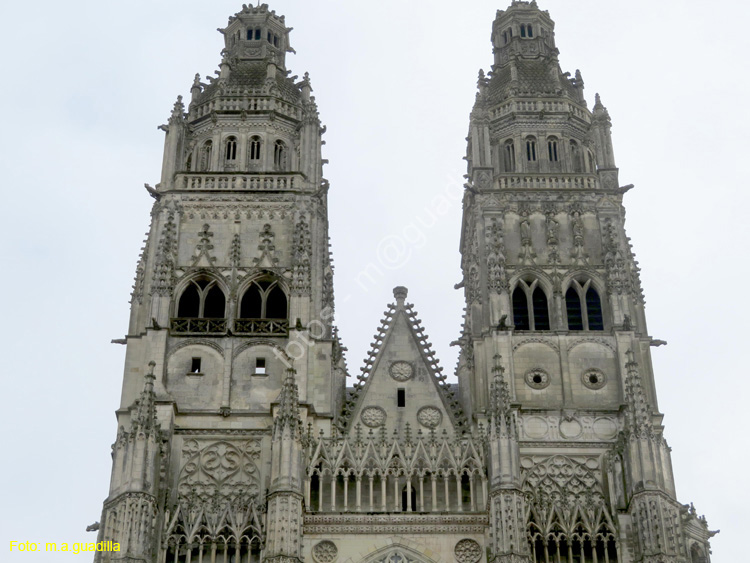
<box><xmin>1</xmin><ymin>0</ymin><xmax>747</xmax><ymax>560</ymax></box>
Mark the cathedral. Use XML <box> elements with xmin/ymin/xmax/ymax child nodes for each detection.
<box><xmin>94</xmin><ymin>2</ymin><xmax>715</xmax><ymax>562</ymax></box>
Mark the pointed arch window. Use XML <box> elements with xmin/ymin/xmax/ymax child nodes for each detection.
<box><xmin>520</xmin><ymin>24</ymin><xmax>533</xmax><ymax>38</ymax></box>
<box><xmin>274</xmin><ymin>140</ymin><xmax>288</xmax><ymax>171</ymax></box>
<box><xmin>236</xmin><ymin>277</ymin><xmax>288</xmax><ymax>335</ymax></box>
<box><xmin>503</xmin><ymin>140</ymin><xmax>516</xmax><ymax>172</ymax></box>
<box><xmin>225</xmin><ymin>136</ymin><xmax>238</xmax><ymax>161</ymax></box>
<box><xmin>512</xmin><ymin>279</ymin><xmax>549</xmax><ymax>331</ymax></box>
<box><xmin>565</xmin><ymin>279</ymin><xmax>604</xmax><ymax>331</ymax></box>
<box><xmin>172</xmin><ymin>278</ymin><xmax>227</xmax><ymax>334</ymax></box>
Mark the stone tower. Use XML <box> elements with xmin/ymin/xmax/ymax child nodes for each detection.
<box><xmin>94</xmin><ymin>3</ymin><xmax>714</xmax><ymax>563</ymax></box>
<box><xmin>456</xmin><ymin>1</ymin><xmax>714</xmax><ymax>561</ymax></box>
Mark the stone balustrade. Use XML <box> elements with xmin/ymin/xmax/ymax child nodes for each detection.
<box><xmin>174</xmin><ymin>172</ymin><xmax>307</xmax><ymax>191</ymax></box>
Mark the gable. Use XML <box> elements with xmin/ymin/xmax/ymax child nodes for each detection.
<box><xmin>346</xmin><ymin>288</ymin><xmax>460</xmax><ymax>436</ymax></box>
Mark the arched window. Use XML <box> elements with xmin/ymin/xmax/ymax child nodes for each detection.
<box><xmin>502</xmin><ymin>31</ymin><xmax>508</xmax><ymax>44</ymax></box>
<box><xmin>199</xmin><ymin>140</ymin><xmax>212</xmax><ymax>171</ymax></box>
<box><xmin>176</xmin><ymin>278</ymin><xmax>226</xmax><ymax>318</ymax></box>
<box><xmin>566</xmin><ymin>280</ymin><xmax>604</xmax><ymax>331</ymax></box>
<box><xmin>547</xmin><ymin>137</ymin><xmax>559</xmax><ymax>162</ymax></box>
<box><xmin>565</xmin><ymin>288</ymin><xmax>583</xmax><ymax>330</ymax></box>
<box><xmin>526</xmin><ymin>137</ymin><xmax>537</xmax><ymax>162</ymax></box>
<box><xmin>513</xmin><ymin>279</ymin><xmax>549</xmax><ymax>331</ymax></box>
<box><xmin>274</xmin><ymin>140</ymin><xmax>288</xmax><ymax>171</ymax></box>
<box><xmin>240</xmin><ymin>279</ymin><xmax>288</xmax><ymax>319</ymax></box>
<box><xmin>185</xmin><ymin>153</ymin><xmax>192</xmax><ymax>172</ymax></box>
<box><xmin>586</xmin><ymin>287</ymin><xmax>604</xmax><ymax>330</ymax></box>
<box><xmin>248</xmin><ymin>136</ymin><xmax>262</xmax><ymax>161</ymax></box>
<box><xmin>527</xmin><ymin>24</ymin><xmax>533</xmax><ymax>37</ymax></box>
<box><xmin>503</xmin><ymin>140</ymin><xmax>516</xmax><ymax>172</ymax></box>
<box><xmin>225</xmin><ymin>136</ymin><xmax>237</xmax><ymax>161</ymax></box>
<box><xmin>520</xmin><ymin>24</ymin><xmax>527</xmax><ymax>38</ymax></box>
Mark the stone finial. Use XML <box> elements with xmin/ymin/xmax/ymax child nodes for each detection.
<box><xmin>393</xmin><ymin>286</ymin><xmax>408</xmax><ymax>303</ymax></box>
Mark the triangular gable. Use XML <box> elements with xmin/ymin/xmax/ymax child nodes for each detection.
<box><xmin>343</xmin><ymin>287</ymin><xmax>466</xmax><ymax>437</ymax></box>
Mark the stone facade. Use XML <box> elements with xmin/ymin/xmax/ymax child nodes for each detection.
<box><xmin>94</xmin><ymin>2</ymin><xmax>715</xmax><ymax>563</ymax></box>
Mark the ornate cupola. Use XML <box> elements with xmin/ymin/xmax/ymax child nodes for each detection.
<box><xmin>157</xmin><ymin>3</ymin><xmax>324</xmax><ymax>191</ymax></box>
<box><xmin>221</xmin><ymin>3</ymin><xmax>293</xmax><ymax>67</ymax></box>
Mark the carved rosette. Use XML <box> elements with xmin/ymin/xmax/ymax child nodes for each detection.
<box><xmin>360</xmin><ymin>406</ymin><xmax>386</xmax><ymax>428</ymax></box>
<box><xmin>312</xmin><ymin>541</ymin><xmax>338</xmax><ymax>563</ymax></box>
<box><xmin>417</xmin><ymin>406</ymin><xmax>443</xmax><ymax>428</ymax></box>
<box><xmin>389</xmin><ymin>361</ymin><xmax>413</xmax><ymax>381</ymax></box>
<box><xmin>454</xmin><ymin>539</ymin><xmax>482</xmax><ymax>563</ymax></box>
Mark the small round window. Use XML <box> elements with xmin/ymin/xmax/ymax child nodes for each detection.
<box><xmin>524</xmin><ymin>368</ymin><xmax>550</xmax><ymax>389</ymax></box>
<box><xmin>582</xmin><ymin>368</ymin><xmax>606</xmax><ymax>390</ymax></box>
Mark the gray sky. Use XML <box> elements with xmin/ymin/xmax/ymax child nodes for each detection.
<box><xmin>1</xmin><ymin>0</ymin><xmax>746</xmax><ymax>560</ymax></box>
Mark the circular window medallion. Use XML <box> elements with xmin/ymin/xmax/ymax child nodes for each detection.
<box><xmin>417</xmin><ymin>406</ymin><xmax>443</xmax><ymax>428</ymax></box>
<box><xmin>454</xmin><ymin>539</ymin><xmax>482</xmax><ymax>563</ymax></box>
<box><xmin>524</xmin><ymin>368</ymin><xmax>550</xmax><ymax>389</ymax></box>
<box><xmin>389</xmin><ymin>361</ymin><xmax>414</xmax><ymax>381</ymax></box>
<box><xmin>312</xmin><ymin>541</ymin><xmax>338</xmax><ymax>563</ymax></box>
<box><xmin>360</xmin><ymin>406</ymin><xmax>387</xmax><ymax>428</ymax></box>
<box><xmin>582</xmin><ymin>368</ymin><xmax>606</xmax><ymax>390</ymax></box>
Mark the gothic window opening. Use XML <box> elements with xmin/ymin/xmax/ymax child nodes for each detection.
<box><xmin>248</xmin><ymin>136</ymin><xmax>262</xmax><ymax>161</ymax></box>
<box><xmin>240</xmin><ymin>279</ymin><xmax>288</xmax><ymax>319</ymax></box>
<box><xmin>191</xmin><ymin>357</ymin><xmax>202</xmax><ymax>373</ymax></box>
<box><xmin>401</xmin><ymin>482</ymin><xmax>417</xmax><ymax>512</ymax></box>
<box><xmin>255</xmin><ymin>357</ymin><xmax>266</xmax><ymax>375</ymax></box>
<box><xmin>520</xmin><ymin>24</ymin><xmax>533</xmax><ymax>37</ymax></box>
<box><xmin>547</xmin><ymin>137</ymin><xmax>559</xmax><ymax>162</ymax></box>
<box><xmin>397</xmin><ymin>388</ymin><xmax>406</xmax><ymax>407</ymax></box>
<box><xmin>504</xmin><ymin>140</ymin><xmax>516</xmax><ymax>172</ymax></box>
<box><xmin>502</xmin><ymin>31</ymin><xmax>508</xmax><ymax>44</ymax></box>
<box><xmin>527</xmin><ymin>24</ymin><xmax>533</xmax><ymax>37</ymax></box>
<box><xmin>513</xmin><ymin>279</ymin><xmax>549</xmax><ymax>331</ymax></box>
<box><xmin>273</xmin><ymin>34</ymin><xmax>279</xmax><ymax>47</ymax></box>
<box><xmin>532</xmin><ymin>287</ymin><xmax>550</xmax><ymax>330</ymax></box>
<box><xmin>176</xmin><ymin>278</ymin><xmax>226</xmax><ymax>319</ymax></box>
<box><xmin>274</xmin><ymin>140</ymin><xmax>288</xmax><ymax>171</ymax></box>
<box><xmin>566</xmin><ymin>287</ymin><xmax>584</xmax><ymax>330</ymax></box>
<box><xmin>225</xmin><ymin>136</ymin><xmax>238</xmax><ymax>161</ymax></box>
<box><xmin>526</xmin><ymin>137</ymin><xmax>537</xmax><ymax>161</ymax></box>
<box><xmin>586</xmin><ymin>287</ymin><xmax>604</xmax><ymax>330</ymax></box>
<box><xmin>566</xmin><ymin>279</ymin><xmax>605</xmax><ymax>331</ymax></box>
<box><xmin>185</xmin><ymin>153</ymin><xmax>192</xmax><ymax>172</ymax></box>
<box><xmin>513</xmin><ymin>286</ymin><xmax>530</xmax><ymax>330</ymax></box>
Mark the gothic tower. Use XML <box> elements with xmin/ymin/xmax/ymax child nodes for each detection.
<box><xmin>95</xmin><ymin>4</ymin><xmax>344</xmax><ymax>561</ymax></box>
<box><xmin>457</xmin><ymin>1</ymin><xmax>714</xmax><ymax>561</ymax></box>
<box><xmin>94</xmin><ymin>3</ymin><xmax>714</xmax><ymax>563</ymax></box>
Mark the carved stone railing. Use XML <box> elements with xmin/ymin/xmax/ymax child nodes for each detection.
<box><xmin>234</xmin><ymin>318</ymin><xmax>289</xmax><ymax>336</ymax></box>
<box><xmin>190</xmin><ymin>95</ymin><xmax>301</xmax><ymax>120</ymax></box>
<box><xmin>493</xmin><ymin>174</ymin><xmax>599</xmax><ymax>190</ymax></box>
<box><xmin>175</xmin><ymin>172</ymin><xmax>307</xmax><ymax>192</ymax></box>
<box><xmin>170</xmin><ymin>318</ymin><xmax>227</xmax><ymax>335</ymax></box>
